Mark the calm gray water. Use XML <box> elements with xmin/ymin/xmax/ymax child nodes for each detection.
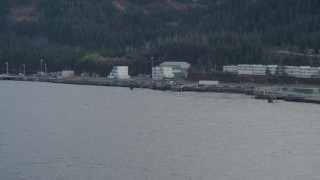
<box><xmin>0</xmin><ymin>81</ymin><xmax>320</xmax><ymax>180</ymax></box>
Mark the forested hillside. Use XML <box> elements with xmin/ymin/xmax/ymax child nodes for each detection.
<box><xmin>1</xmin><ymin>0</ymin><xmax>320</xmax><ymax>75</ymax></box>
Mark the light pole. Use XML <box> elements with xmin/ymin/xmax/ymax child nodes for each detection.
<box><xmin>23</xmin><ymin>64</ymin><xmax>25</xmax><ymax>76</ymax></box>
<box><xmin>40</xmin><ymin>59</ymin><xmax>43</xmax><ymax>72</ymax></box>
<box><xmin>150</xmin><ymin>57</ymin><xmax>154</xmax><ymax>79</ymax></box>
<box><xmin>44</xmin><ymin>63</ymin><xmax>47</xmax><ymax>75</ymax></box>
<box><xmin>6</xmin><ymin>62</ymin><xmax>8</xmax><ymax>75</ymax></box>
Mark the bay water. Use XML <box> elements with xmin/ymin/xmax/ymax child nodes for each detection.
<box><xmin>1</xmin><ymin>81</ymin><xmax>319</xmax><ymax>180</ymax></box>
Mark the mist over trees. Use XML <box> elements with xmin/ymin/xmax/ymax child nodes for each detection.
<box><xmin>1</xmin><ymin>0</ymin><xmax>320</xmax><ymax>75</ymax></box>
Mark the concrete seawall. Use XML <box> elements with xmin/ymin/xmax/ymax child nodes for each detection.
<box><xmin>1</xmin><ymin>76</ymin><xmax>319</xmax><ymax>104</ymax></box>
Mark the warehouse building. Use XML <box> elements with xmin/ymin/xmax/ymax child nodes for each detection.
<box><xmin>152</xmin><ymin>66</ymin><xmax>174</xmax><ymax>80</ymax></box>
<box><xmin>159</xmin><ymin>61</ymin><xmax>190</xmax><ymax>80</ymax></box>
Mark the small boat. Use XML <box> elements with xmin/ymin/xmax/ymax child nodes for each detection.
<box><xmin>254</xmin><ymin>90</ymin><xmax>275</xmax><ymax>99</ymax></box>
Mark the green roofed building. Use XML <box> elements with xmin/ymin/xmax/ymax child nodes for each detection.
<box><xmin>291</xmin><ymin>87</ymin><xmax>320</xmax><ymax>94</ymax></box>
<box><xmin>159</xmin><ymin>61</ymin><xmax>190</xmax><ymax>80</ymax></box>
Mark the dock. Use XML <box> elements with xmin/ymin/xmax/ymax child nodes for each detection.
<box><xmin>1</xmin><ymin>75</ymin><xmax>320</xmax><ymax>104</ymax></box>
<box><xmin>254</xmin><ymin>86</ymin><xmax>320</xmax><ymax>104</ymax></box>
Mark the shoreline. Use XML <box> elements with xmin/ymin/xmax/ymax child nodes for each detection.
<box><xmin>1</xmin><ymin>76</ymin><xmax>320</xmax><ymax>104</ymax></box>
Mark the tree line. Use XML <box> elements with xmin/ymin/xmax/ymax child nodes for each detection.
<box><xmin>0</xmin><ymin>0</ymin><xmax>320</xmax><ymax>75</ymax></box>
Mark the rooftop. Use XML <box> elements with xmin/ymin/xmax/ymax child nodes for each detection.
<box><xmin>160</xmin><ymin>61</ymin><xmax>190</xmax><ymax>69</ymax></box>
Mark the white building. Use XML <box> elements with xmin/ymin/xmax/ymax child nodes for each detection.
<box><xmin>282</xmin><ymin>66</ymin><xmax>320</xmax><ymax>78</ymax></box>
<box><xmin>61</xmin><ymin>70</ymin><xmax>75</xmax><ymax>79</ymax></box>
<box><xmin>159</xmin><ymin>61</ymin><xmax>191</xmax><ymax>79</ymax></box>
<box><xmin>237</xmin><ymin>64</ymin><xmax>253</xmax><ymax>75</ymax></box>
<box><xmin>223</xmin><ymin>64</ymin><xmax>320</xmax><ymax>78</ymax></box>
<box><xmin>285</xmin><ymin>66</ymin><xmax>302</xmax><ymax>77</ymax></box>
<box><xmin>152</xmin><ymin>66</ymin><xmax>174</xmax><ymax>80</ymax></box>
<box><xmin>252</xmin><ymin>65</ymin><xmax>268</xmax><ymax>75</ymax></box>
<box><xmin>108</xmin><ymin>66</ymin><xmax>130</xmax><ymax>79</ymax></box>
<box><xmin>223</xmin><ymin>65</ymin><xmax>237</xmax><ymax>73</ymax></box>
<box><xmin>267</xmin><ymin>65</ymin><xmax>278</xmax><ymax>75</ymax></box>
<box><xmin>300</xmin><ymin>66</ymin><xmax>319</xmax><ymax>78</ymax></box>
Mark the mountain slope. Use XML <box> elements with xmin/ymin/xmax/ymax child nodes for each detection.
<box><xmin>1</xmin><ymin>0</ymin><xmax>320</xmax><ymax>74</ymax></box>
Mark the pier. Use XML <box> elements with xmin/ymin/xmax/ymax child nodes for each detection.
<box><xmin>254</xmin><ymin>86</ymin><xmax>320</xmax><ymax>104</ymax></box>
<box><xmin>1</xmin><ymin>75</ymin><xmax>319</xmax><ymax>104</ymax></box>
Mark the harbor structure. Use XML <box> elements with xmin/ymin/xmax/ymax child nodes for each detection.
<box><xmin>1</xmin><ymin>75</ymin><xmax>320</xmax><ymax>104</ymax></box>
<box><xmin>152</xmin><ymin>66</ymin><xmax>174</xmax><ymax>80</ymax></box>
<box><xmin>108</xmin><ymin>66</ymin><xmax>130</xmax><ymax>79</ymax></box>
<box><xmin>223</xmin><ymin>64</ymin><xmax>320</xmax><ymax>78</ymax></box>
<box><xmin>198</xmin><ymin>80</ymin><xmax>219</xmax><ymax>86</ymax></box>
<box><xmin>159</xmin><ymin>61</ymin><xmax>190</xmax><ymax>80</ymax></box>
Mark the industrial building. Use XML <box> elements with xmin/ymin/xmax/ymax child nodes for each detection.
<box><xmin>159</xmin><ymin>61</ymin><xmax>190</xmax><ymax>80</ymax></box>
<box><xmin>152</xmin><ymin>66</ymin><xmax>174</xmax><ymax>80</ymax></box>
<box><xmin>108</xmin><ymin>66</ymin><xmax>130</xmax><ymax>79</ymax></box>
<box><xmin>223</xmin><ymin>64</ymin><xmax>320</xmax><ymax>78</ymax></box>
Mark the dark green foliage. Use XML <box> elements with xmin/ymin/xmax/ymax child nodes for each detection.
<box><xmin>132</xmin><ymin>0</ymin><xmax>160</xmax><ymax>5</ymax></box>
<box><xmin>266</xmin><ymin>67</ymin><xmax>271</xmax><ymax>76</ymax></box>
<box><xmin>0</xmin><ymin>38</ymin><xmax>83</xmax><ymax>74</ymax></box>
<box><xmin>1</xmin><ymin>0</ymin><xmax>320</xmax><ymax>74</ymax></box>
<box><xmin>0</xmin><ymin>0</ymin><xmax>10</xmax><ymax>30</ymax></box>
<box><xmin>275</xmin><ymin>64</ymin><xmax>286</xmax><ymax>77</ymax></box>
